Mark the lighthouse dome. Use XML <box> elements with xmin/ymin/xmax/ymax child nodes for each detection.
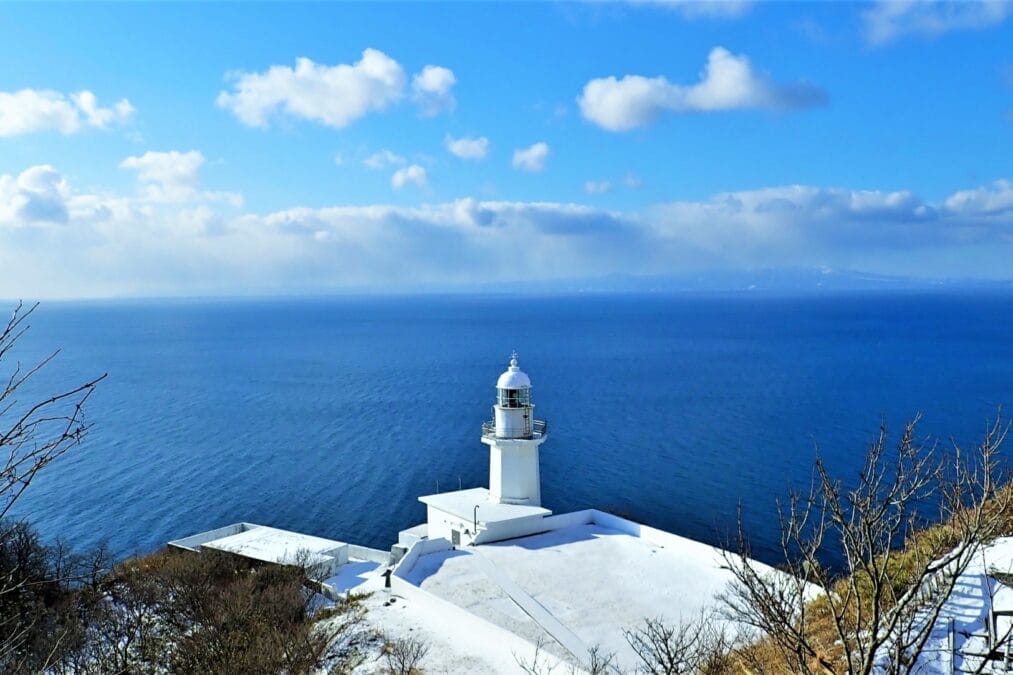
<box><xmin>496</xmin><ymin>354</ymin><xmax>531</xmax><ymax>389</ymax></box>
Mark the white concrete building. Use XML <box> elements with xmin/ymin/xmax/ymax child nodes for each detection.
<box><xmin>168</xmin><ymin>522</ymin><xmax>350</xmax><ymax>579</ymax></box>
<box><xmin>415</xmin><ymin>354</ymin><xmax>553</xmax><ymax>547</ymax></box>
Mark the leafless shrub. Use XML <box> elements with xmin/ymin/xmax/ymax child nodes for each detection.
<box><xmin>515</xmin><ymin>637</ymin><xmax>621</xmax><ymax>674</ymax></box>
<box><xmin>514</xmin><ymin>636</ymin><xmax>559</xmax><ymax>674</ymax></box>
<box><xmin>0</xmin><ymin>301</ymin><xmax>106</xmax><ymax>524</ymax></box>
<box><xmin>381</xmin><ymin>633</ymin><xmax>429</xmax><ymax>675</ymax></box>
<box><xmin>624</xmin><ymin>611</ymin><xmax>734</xmax><ymax>674</ymax></box>
<box><xmin>720</xmin><ymin>414</ymin><xmax>1012</xmax><ymax>674</ymax></box>
<box><xmin>315</xmin><ymin>592</ymin><xmax>376</xmax><ymax>672</ymax></box>
<box><xmin>586</xmin><ymin>644</ymin><xmax>621</xmax><ymax>674</ymax></box>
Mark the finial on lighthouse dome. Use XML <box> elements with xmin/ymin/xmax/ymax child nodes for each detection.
<box><xmin>497</xmin><ymin>351</ymin><xmax>531</xmax><ymax>389</ymax></box>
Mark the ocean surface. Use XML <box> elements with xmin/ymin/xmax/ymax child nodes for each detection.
<box><xmin>7</xmin><ymin>292</ymin><xmax>1013</xmax><ymax>567</ymax></box>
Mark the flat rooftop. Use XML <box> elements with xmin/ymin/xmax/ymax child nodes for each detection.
<box><xmin>200</xmin><ymin>525</ymin><xmax>345</xmax><ymax>567</ymax></box>
<box><xmin>400</xmin><ymin>518</ymin><xmax>773</xmax><ymax>669</ymax></box>
<box><xmin>419</xmin><ymin>487</ymin><xmax>551</xmax><ymax>522</ymax></box>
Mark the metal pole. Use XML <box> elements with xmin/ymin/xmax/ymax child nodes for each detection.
<box><xmin>947</xmin><ymin>616</ymin><xmax>954</xmax><ymax>675</ymax></box>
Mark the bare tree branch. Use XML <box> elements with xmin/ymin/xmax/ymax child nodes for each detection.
<box><xmin>720</xmin><ymin>414</ymin><xmax>1011</xmax><ymax>674</ymax></box>
<box><xmin>0</xmin><ymin>301</ymin><xmax>106</xmax><ymax>523</ymax></box>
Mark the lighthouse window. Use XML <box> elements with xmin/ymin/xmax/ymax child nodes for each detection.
<box><xmin>498</xmin><ymin>388</ymin><xmax>530</xmax><ymax>408</ymax></box>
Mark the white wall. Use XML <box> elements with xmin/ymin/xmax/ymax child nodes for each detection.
<box><xmin>473</xmin><ymin>514</ymin><xmax>552</xmax><ymax>545</ymax></box>
<box><xmin>347</xmin><ymin>544</ymin><xmax>393</xmax><ymax>565</ymax></box>
<box><xmin>487</xmin><ymin>439</ymin><xmax>542</xmax><ymax>505</ymax></box>
<box><xmin>167</xmin><ymin>522</ymin><xmax>257</xmax><ymax>551</ymax></box>
<box><xmin>397</xmin><ymin>524</ymin><xmax>428</xmax><ymax>548</ymax></box>
<box><xmin>392</xmin><ymin>537</ymin><xmax>454</xmax><ymax>580</ymax></box>
<box><xmin>426</xmin><ymin>506</ymin><xmax>476</xmax><ymax>544</ymax></box>
<box><xmin>494</xmin><ymin>404</ymin><xmax>531</xmax><ymax>438</ymax></box>
<box><xmin>539</xmin><ymin>510</ymin><xmax>596</xmax><ymax>532</ymax></box>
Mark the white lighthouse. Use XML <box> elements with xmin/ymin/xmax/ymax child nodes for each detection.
<box><xmin>414</xmin><ymin>354</ymin><xmax>552</xmax><ymax>546</ymax></box>
<box><xmin>483</xmin><ymin>353</ymin><xmax>547</xmax><ymax>506</ymax></box>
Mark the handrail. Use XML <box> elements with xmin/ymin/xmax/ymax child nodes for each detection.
<box><xmin>481</xmin><ymin>418</ymin><xmax>547</xmax><ymax>439</ymax></box>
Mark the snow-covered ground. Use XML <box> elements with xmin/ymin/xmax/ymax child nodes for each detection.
<box><xmin>317</xmin><ymin>562</ymin><xmax>570</xmax><ymax>674</ymax></box>
<box><xmin>318</xmin><ymin>529</ymin><xmax>1013</xmax><ymax>673</ymax></box>
<box><xmin>401</xmin><ymin>520</ymin><xmax>778</xmax><ymax>671</ymax></box>
<box><xmin>908</xmin><ymin>537</ymin><xmax>1013</xmax><ymax>673</ymax></box>
<box><xmin>324</xmin><ymin>560</ymin><xmax>382</xmax><ymax>594</ymax></box>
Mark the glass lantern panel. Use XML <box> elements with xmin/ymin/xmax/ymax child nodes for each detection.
<box><xmin>497</xmin><ymin>388</ymin><xmax>530</xmax><ymax>408</ymax></box>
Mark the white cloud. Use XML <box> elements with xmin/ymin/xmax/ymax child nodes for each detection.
<box><xmin>216</xmin><ymin>49</ymin><xmax>406</xmax><ymax>129</ymax></box>
<box><xmin>0</xmin><ymin>88</ymin><xmax>133</xmax><ymax>137</ymax></box>
<box><xmin>512</xmin><ymin>142</ymin><xmax>550</xmax><ymax>172</ymax></box>
<box><xmin>629</xmin><ymin>0</ymin><xmax>753</xmax><ymax>19</ymax></box>
<box><xmin>4</xmin><ymin>163</ymin><xmax>1013</xmax><ymax>298</ymax></box>
<box><xmin>121</xmin><ymin>150</ymin><xmax>203</xmax><ymax>191</ymax></box>
<box><xmin>72</xmin><ymin>91</ymin><xmax>134</xmax><ymax>128</ymax></box>
<box><xmin>584</xmin><ymin>180</ymin><xmax>612</xmax><ymax>194</ymax></box>
<box><xmin>120</xmin><ymin>150</ymin><xmax>241</xmax><ymax>205</ymax></box>
<box><xmin>863</xmin><ymin>0</ymin><xmax>1012</xmax><ymax>45</ymax></box>
<box><xmin>0</xmin><ymin>165</ymin><xmax>72</xmax><ymax>224</ymax></box>
<box><xmin>445</xmin><ymin>135</ymin><xmax>489</xmax><ymax>160</ymax></box>
<box><xmin>391</xmin><ymin>164</ymin><xmax>427</xmax><ymax>189</ymax></box>
<box><xmin>412</xmin><ymin>65</ymin><xmax>456</xmax><ymax>116</ymax></box>
<box><xmin>578</xmin><ymin>46</ymin><xmax>827</xmax><ymax>131</ymax></box>
<box><xmin>943</xmin><ymin>179</ymin><xmax>1013</xmax><ymax>215</ymax></box>
<box><xmin>364</xmin><ymin>149</ymin><xmax>406</xmax><ymax>170</ymax></box>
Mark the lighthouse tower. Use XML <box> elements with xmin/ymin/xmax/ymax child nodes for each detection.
<box><xmin>482</xmin><ymin>353</ymin><xmax>547</xmax><ymax>506</ymax></box>
<box><xmin>415</xmin><ymin>354</ymin><xmax>552</xmax><ymax>546</ymax></box>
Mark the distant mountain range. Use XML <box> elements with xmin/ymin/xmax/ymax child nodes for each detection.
<box><xmin>112</xmin><ymin>269</ymin><xmax>1013</xmax><ymax>302</ymax></box>
<box><xmin>455</xmin><ymin>268</ymin><xmax>1013</xmax><ymax>295</ymax></box>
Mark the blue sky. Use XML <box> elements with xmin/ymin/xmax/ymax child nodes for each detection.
<box><xmin>1</xmin><ymin>1</ymin><xmax>1011</xmax><ymax>298</ymax></box>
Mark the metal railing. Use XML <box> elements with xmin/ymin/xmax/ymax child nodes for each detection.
<box><xmin>481</xmin><ymin>418</ymin><xmax>547</xmax><ymax>440</ymax></box>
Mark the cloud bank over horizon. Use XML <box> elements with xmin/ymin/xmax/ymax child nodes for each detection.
<box><xmin>2</xmin><ymin>160</ymin><xmax>1011</xmax><ymax>299</ymax></box>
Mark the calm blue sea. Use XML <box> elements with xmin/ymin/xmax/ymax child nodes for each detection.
<box><xmin>8</xmin><ymin>292</ymin><xmax>1013</xmax><ymax>567</ymax></box>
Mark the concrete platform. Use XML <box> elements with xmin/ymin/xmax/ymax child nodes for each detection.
<box><xmin>419</xmin><ymin>487</ymin><xmax>552</xmax><ymax>545</ymax></box>
<box><xmin>169</xmin><ymin>522</ymin><xmax>348</xmax><ymax>578</ymax></box>
<box><xmin>419</xmin><ymin>487</ymin><xmax>551</xmax><ymax>523</ymax></box>
<box><xmin>395</xmin><ymin>511</ymin><xmax>788</xmax><ymax>669</ymax></box>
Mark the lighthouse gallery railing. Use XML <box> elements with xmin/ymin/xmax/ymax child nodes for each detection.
<box><xmin>481</xmin><ymin>418</ymin><xmax>547</xmax><ymax>440</ymax></box>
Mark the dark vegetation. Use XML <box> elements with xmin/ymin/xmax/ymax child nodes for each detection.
<box><xmin>0</xmin><ymin>532</ymin><xmax>365</xmax><ymax>673</ymax></box>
